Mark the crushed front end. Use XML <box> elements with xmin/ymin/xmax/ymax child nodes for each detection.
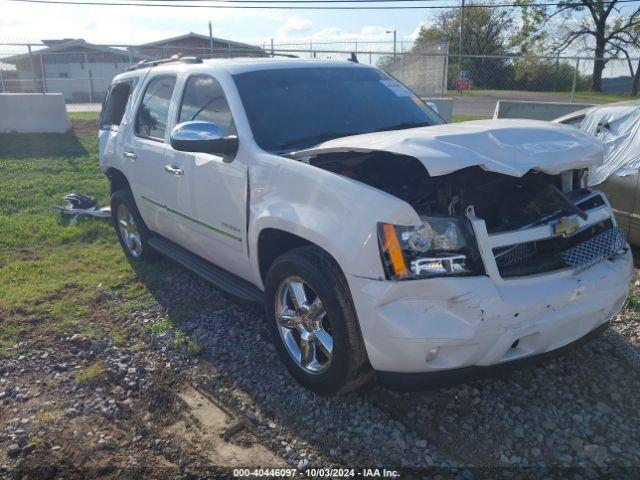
<box><xmin>336</xmin><ymin>160</ymin><xmax>632</xmax><ymax>380</ymax></box>
<box><xmin>295</xmin><ymin>121</ymin><xmax>632</xmax><ymax>383</ymax></box>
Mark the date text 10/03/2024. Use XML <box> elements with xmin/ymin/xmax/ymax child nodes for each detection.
<box><xmin>232</xmin><ymin>468</ymin><xmax>400</xmax><ymax>477</ymax></box>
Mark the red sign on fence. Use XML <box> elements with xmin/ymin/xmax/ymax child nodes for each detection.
<box><xmin>456</xmin><ymin>79</ymin><xmax>471</xmax><ymax>93</ymax></box>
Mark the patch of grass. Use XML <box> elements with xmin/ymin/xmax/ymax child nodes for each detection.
<box><xmin>35</xmin><ymin>408</ymin><xmax>60</xmax><ymax>423</ymax></box>
<box><xmin>0</xmin><ymin>324</ymin><xmax>25</xmax><ymax>356</ymax></box>
<box><xmin>68</xmin><ymin>111</ymin><xmax>100</xmax><ymax>121</ymax></box>
<box><xmin>76</xmin><ymin>360</ymin><xmax>107</xmax><ymax>383</ymax></box>
<box><xmin>147</xmin><ymin>308</ymin><xmax>197</xmax><ymax>337</ymax></box>
<box><xmin>451</xmin><ymin>115</ymin><xmax>489</xmax><ymax>123</ymax></box>
<box><xmin>148</xmin><ymin>317</ymin><xmax>175</xmax><ymax>335</ymax></box>
<box><xmin>446</xmin><ymin>88</ymin><xmax>631</xmax><ymax>104</ymax></box>
<box><xmin>130</xmin><ymin>341</ymin><xmax>147</xmax><ymax>352</ymax></box>
<box><xmin>572</xmin><ymin>91</ymin><xmax>634</xmax><ymax>103</ymax></box>
<box><xmin>626</xmin><ymin>294</ymin><xmax>640</xmax><ymax>310</ymax></box>
<box><xmin>0</xmin><ymin>122</ymin><xmax>164</xmax><ymax>352</ymax></box>
<box><xmin>172</xmin><ymin>330</ymin><xmax>203</xmax><ymax>356</ymax></box>
<box><xmin>187</xmin><ymin>338</ymin><xmax>204</xmax><ymax>356</ymax></box>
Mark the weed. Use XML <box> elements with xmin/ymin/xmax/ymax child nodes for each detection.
<box><xmin>76</xmin><ymin>360</ymin><xmax>107</xmax><ymax>383</ymax></box>
<box><xmin>626</xmin><ymin>294</ymin><xmax>640</xmax><ymax>310</ymax></box>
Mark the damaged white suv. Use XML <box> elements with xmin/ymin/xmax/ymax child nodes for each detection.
<box><xmin>99</xmin><ymin>57</ymin><xmax>632</xmax><ymax>394</ymax></box>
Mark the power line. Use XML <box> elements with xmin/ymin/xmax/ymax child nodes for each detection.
<box><xmin>46</xmin><ymin>0</ymin><xmax>498</xmax><ymax>2</ymax></box>
<box><xmin>44</xmin><ymin>0</ymin><xmax>536</xmax><ymax>2</ymax></box>
<box><xmin>4</xmin><ymin>0</ymin><xmax>639</xmax><ymax>7</ymax></box>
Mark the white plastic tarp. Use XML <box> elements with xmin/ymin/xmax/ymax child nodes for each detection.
<box><xmin>579</xmin><ymin>104</ymin><xmax>640</xmax><ymax>186</ymax></box>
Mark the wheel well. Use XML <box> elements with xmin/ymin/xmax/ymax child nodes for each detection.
<box><xmin>258</xmin><ymin>229</ymin><xmax>313</xmax><ymax>282</ymax></box>
<box><xmin>106</xmin><ymin>168</ymin><xmax>130</xmax><ymax>194</ymax></box>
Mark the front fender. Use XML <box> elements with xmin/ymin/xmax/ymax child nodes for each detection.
<box><xmin>248</xmin><ymin>152</ymin><xmax>420</xmax><ymax>287</ymax></box>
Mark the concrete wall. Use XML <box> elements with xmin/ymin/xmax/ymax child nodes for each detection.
<box><xmin>44</xmin><ymin>62</ymin><xmax>126</xmax><ymax>103</ymax></box>
<box><xmin>494</xmin><ymin>100</ymin><xmax>594</xmax><ymax>121</ymax></box>
<box><xmin>0</xmin><ymin>93</ymin><xmax>71</xmax><ymax>133</ymax></box>
<box><xmin>424</xmin><ymin>97</ymin><xmax>453</xmax><ymax>122</ymax></box>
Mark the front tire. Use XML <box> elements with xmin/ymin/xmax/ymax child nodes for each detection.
<box><xmin>111</xmin><ymin>189</ymin><xmax>157</xmax><ymax>262</ymax></box>
<box><xmin>265</xmin><ymin>246</ymin><xmax>372</xmax><ymax>395</ymax></box>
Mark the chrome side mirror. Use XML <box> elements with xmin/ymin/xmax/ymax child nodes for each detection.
<box><xmin>170</xmin><ymin>121</ymin><xmax>238</xmax><ymax>156</ymax></box>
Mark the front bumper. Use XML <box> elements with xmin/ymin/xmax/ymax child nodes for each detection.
<box><xmin>376</xmin><ymin>321</ymin><xmax>610</xmax><ymax>390</ymax></box>
<box><xmin>347</xmin><ymin>248</ymin><xmax>632</xmax><ymax>374</ymax></box>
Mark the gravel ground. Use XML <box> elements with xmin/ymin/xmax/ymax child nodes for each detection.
<box><xmin>2</xmin><ymin>261</ymin><xmax>640</xmax><ymax>479</ymax></box>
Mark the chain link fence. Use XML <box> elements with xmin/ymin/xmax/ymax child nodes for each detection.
<box><xmin>442</xmin><ymin>54</ymin><xmax>639</xmax><ymax>100</ymax></box>
<box><xmin>267</xmin><ymin>41</ymin><xmax>640</xmax><ymax>101</ymax></box>
<box><xmin>0</xmin><ymin>42</ymin><xmax>267</xmax><ymax>104</ymax></box>
<box><xmin>1</xmin><ymin>40</ymin><xmax>638</xmax><ymax>106</ymax></box>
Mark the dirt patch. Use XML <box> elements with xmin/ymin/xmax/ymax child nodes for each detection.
<box><xmin>71</xmin><ymin>119</ymin><xmax>100</xmax><ymax>137</ymax></box>
<box><xmin>0</xmin><ymin>323</ymin><xmax>283</xmax><ymax>479</ymax></box>
<box><xmin>167</xmin><ymin>387</ymin><xmax>284</xmax><ymax>468</ymax></box>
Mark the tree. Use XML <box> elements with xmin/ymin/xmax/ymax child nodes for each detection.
<box><xmin>412</xmin><ymin>4</ymin><xmax>518</xmax><ymax>89</ymax></box>
<box><xmin>527</xmin><ymin>0</ymin><xmax>640</xmax><ymax>91</ymax></box>
<box><xmin>512</xmin><ymin>53</ymin><xmax>589</xmax><ymax>91</ymax></box>
<box><xmin>609</xmin><ymin>23</ymin><xmax>640</xmax><ymax>95</ymax></box>
<box><xmin>415</xmin><ymin>5</ymin><xmax>514</xmax><ymax>58</ymax></box>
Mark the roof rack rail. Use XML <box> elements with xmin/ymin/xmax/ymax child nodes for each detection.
<box><xmin>125</xmin><ymin>54</ymin><xmax>203</xmax><ymax>72</ymax></box>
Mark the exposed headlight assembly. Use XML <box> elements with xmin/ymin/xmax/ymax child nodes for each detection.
<box><xmin>378</xmin><ymin>217</ymin><xmax>484</xmax><ymax>280</ymax></box>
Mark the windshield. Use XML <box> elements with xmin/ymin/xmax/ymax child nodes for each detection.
<box><xmin>232</xmin><ymin>66</ymin><xmax>443</xmax><ymax>153</ymax></box>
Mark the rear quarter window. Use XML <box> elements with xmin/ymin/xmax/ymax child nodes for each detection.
<box><xmin>100</xmin><ymin>78</ymin><xmax>138</xmax><ymax>130</ymax></box>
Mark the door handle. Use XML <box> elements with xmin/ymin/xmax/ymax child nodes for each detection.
<box><xmin>124</xmin><ymin>151</ymin><xmax>137</xmax><ymax>160</ymax></box>
<box><xmin>164</xmin><ymin>165</ymin><xmax>184</xmax><ymax>176</ymax></box>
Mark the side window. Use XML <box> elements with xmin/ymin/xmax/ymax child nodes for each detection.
<box><xmin>135</xmin><ymin>76</ymin><xmax>176</xmax><ymax>141</ymax></box>
<box><xmin>178</xmin><ymin>75</ymin><xmax>236</xmax><ymax>137</ymax></box>
<box><xmin>100</xmin><ymin>78</ymin><xmax>137</xmax><ymax>130</ymax></box>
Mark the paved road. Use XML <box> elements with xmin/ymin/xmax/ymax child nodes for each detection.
<box><xmin>67</xmin><ymin>103</ymin><xmax>102</xmax><ymax>113</ymax></box>
<box><xmin>451</xmin><ymin>90</ymin><xmax>611</xmax><ymax>117</ymax></box>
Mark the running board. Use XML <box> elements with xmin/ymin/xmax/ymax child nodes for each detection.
<box><xmin>148</xmin><ymin>235</ymin><xmax>264</xmax><ymax>304</ymax></box>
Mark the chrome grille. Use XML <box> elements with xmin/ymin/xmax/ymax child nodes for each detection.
<box><xmin>493</xmin><ymin>221</ymin><xmax>625</xmax><ymax>278</ymax></box>
<box><xmin>561</xmin><ymin>226</ymin><xmax>627</xmax><ymax>273</ymax></box>
<box><xmin>495</xmin><ymin>243</ymin><xmax>537</xmax><ymax>268</ymax></box>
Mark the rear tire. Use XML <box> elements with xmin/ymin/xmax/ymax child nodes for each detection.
<box><xmin>265</xmin><ymin>245</ymin><xmax>372</xmax><ymax>395</ymax></box>
<box><xmin>111</xmin><ymin>189</ymin><xmax>157</xmax><ymax>262</ymax></box>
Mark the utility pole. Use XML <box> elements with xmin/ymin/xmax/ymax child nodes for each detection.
<box><xmin>393</xmin><ymin>30</ymin><xmax>397</xmax><ymax>59</ymax></box>
<box><xmin>458</xmin><ymin>0</ymin><xmax>465</xmax><ymax>80</ymax></box>
<box><xmin>41</xmin><ymin>54</ymin><xmax>48</xmax><ymax>94</ymax></box>
<box><xmin>208</xmin><ymin>21</ymin><xmax>214</xmax><ymax>57</ymax></box>
<box><xmin>27</xmin><ymin>45</ymin><xmax>39</xmax><ymax>93</ymax></box>
<box><xmin>386</xmin><ymin>29</ymin><xmax>397</xmax><ymax>59</ymax></box>
<box><xmin>570</xmin><ymin>58</ymin><xmax>580</xmax><ymax>103</ymax></box>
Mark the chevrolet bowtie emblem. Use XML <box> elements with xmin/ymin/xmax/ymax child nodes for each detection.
<box><xmin>554</xmin><ymin>216</ymin><xmax>580</xmax><ymax>237</ymax></box>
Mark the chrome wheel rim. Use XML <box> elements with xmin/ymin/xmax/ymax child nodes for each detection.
<box><xmin>275</xmin><ymin>276</ymin><xmax>333</xmax><ymax>375</ymax></box>
<box><xmin>116</xmin><ymin>204</ymin><xmax>143</xmax><ymax>258</ymax></box>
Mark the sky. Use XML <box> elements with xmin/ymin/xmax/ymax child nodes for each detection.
<box><xmin>1</xmin><ymin>0</ymin><xmax>635</xmax><ymax>61</ymax></box>
<box><xmin>0</xmin><ymin>0</ymin><xmax>445</xmax><ymax>50</ymax></box>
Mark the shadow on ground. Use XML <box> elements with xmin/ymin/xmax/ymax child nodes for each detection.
<box><xmin>0</xmin><ymin>129</ymin><xmax>88</xmax><ymax>159</ymax></box>
<box><xmin>128</xmin><ymin>255</ymin><xmax>640</xmax><ymax>472</ymax></box>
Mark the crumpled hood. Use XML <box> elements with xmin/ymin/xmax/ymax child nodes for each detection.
<box><xmin>290</xmin><ymin>119</ymin><xmax>604</xmax><ymax>177</ymax></box>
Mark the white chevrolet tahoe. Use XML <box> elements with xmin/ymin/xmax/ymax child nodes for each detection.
<box><xmin>99</xmin><ymin>57</ymin><xmax>632</xmax><ymax>395</ymax></box>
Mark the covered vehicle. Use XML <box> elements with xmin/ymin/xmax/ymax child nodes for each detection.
<box><xmin>555</xmin><ymin>101</ymin><xmax>640</xmax><ymax>245</ymax></box>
